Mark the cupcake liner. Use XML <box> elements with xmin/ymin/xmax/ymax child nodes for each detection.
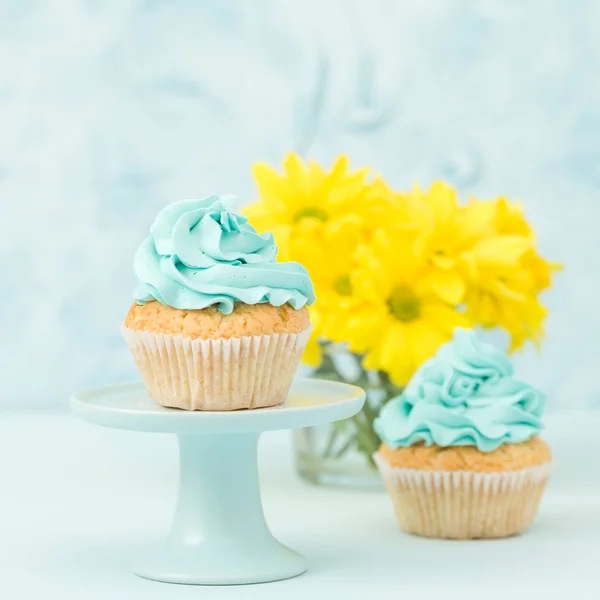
<box><xmin>122</xmin><ymin>325</ymin><xmax>310</xmax><ymax>411</ymax></box>
<box><xmin>374</xmin><ymin>453</ymin><xmax>554</xmax><ymax>539</ymax></box>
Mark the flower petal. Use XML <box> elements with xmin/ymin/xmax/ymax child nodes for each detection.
<box><xmin>423</xmin><ymin>181</ymin><xmax>457</xmax><ymax>223</ymax></box>
<box><xmin>472</xmin><ymin>235</ymin><xmax>532</xmax><ymax>266</ymax></box>
<box><xmin>427</xmin><ymin>270</ymin><xmax>466</xmax><ymax>304</ymax></box>
<box><xmin>302</xmin><ymin>334</ymin><xmax>322</xmax><ymax>367</ymax></box>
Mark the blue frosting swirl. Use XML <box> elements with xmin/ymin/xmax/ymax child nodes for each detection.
<box><xmin>374</xmin><ymin>328</ymin><xmax>545</xmax><ymax>452</ymax></box>
<box><xmin>133</xmin><ymin>195</ymin><xmax>316</xmax><ymax>314</ymax></box>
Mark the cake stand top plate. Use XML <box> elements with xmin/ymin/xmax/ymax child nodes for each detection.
<box><xmin>71</xmin><ymin>377</ymin><xmax>366</xmax><ymax>434</ymax></box>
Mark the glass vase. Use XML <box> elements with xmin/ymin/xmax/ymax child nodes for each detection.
<box><xmin>293</xmin><ymin>345</ymin><xmax>401</xmax><ymax>489</ymax></box>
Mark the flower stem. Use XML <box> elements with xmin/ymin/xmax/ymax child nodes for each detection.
<box><xmin>314</xmin><ymin>345</ymin><xmax>402</xmax><ymax>469</ymax></box>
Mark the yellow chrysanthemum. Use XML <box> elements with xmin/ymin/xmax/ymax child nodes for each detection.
<box><xmin>462</xmin><ymin>256</ymin><xmax>546</xmax><ymax>346</ymax></box>
<box><xmin>463</xmin><ymin>197</ymin><xmax>559</xmax><ymax>349</ymax></box>
<box><xmin>399</xmin><ymin>181</ymin><xmax>503</xmax><ymax>305</ymax></box>
<box><xmin>465</xmin><ymin>292</ymin><xmax>547</xmax><ymax>351</ymax></box>
<box><xmin>244</xmin><ymin>153</ymin><xmax>391</xmax><ymax>261</ymax></box>
<box><xmin>294</xmin><ymin>181</ymin><xmax>406</xmax><ymax>365</ymax></box>
<box><xmin>291</xmin><ymin>218</ymin><xmax>362</xmax><ymax>330</ymax></box>
<box><xmin>336</xmin><ymin>227</ymin><xmax>469</xmax><ymax>386</ymax></box>
<box><xmin>491</xmin><ymin>197</ymin><xmax>560</xmax><ymax>290</ymax></box>
<box><xmin>493</xmin><ymin>197</ymin><xmax>533</xmax><ymax>237</ymax></box>
<box><xmin>246</xmin><ymin>154</ymin><xmax>400</xmax><ymax>367</ymax></box>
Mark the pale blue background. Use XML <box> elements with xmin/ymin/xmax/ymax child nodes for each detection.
<box><xmin>0</xmin><ymin>0</ymin><xmax>597</xmax><ymax>409</ymax></box>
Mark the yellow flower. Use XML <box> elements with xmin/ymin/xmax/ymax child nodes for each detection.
<box><xmin>246</xmin><ymin>154</ymin><xmax>400</xmax><ymax>367</ymax></box>
<box><xmin>402</xmin><ymin>182</ymin><xmax>499</xmax><ymax>305</ymax></box>
<box><xmin>336</xmin><ymin>227</ymin><xmax>469</xmax><ymax>386</ymax></box>
<box><xmin>493</xmin><ymin>197</ymin><xmax>532</xmax><ymax>237</ymax></box>
<box><xmin>289</xmin><ymin>219</ymin><xmax>365</xmax><ymax>367</ymax></box>
<box><xmin>463</xmin><ymin>197</ymin><xmax>559</xmax><ymax>349</ymax></box>
<box><xmin>291</xmin><ymin>196</ymin><xmax>395</xmax><ymax>367</ymax></box>
<box><xmin>291</xmin><ymin>218</ymin><xmax>363</xmax><ymax>336</ymax></box>
<box><xmin>491</xmin><ymin>197</ymin><xmax>561</xmax><ymax>290</ymax></box>
<box><xmin>245</xmin><ymin>153</ymin><xmax>390</xmax><ymax>261</ymax></box>
<box><xmin>465</xmin><ymin>291</ymin><xmax>547</xmax><ymax>351</ymax></box>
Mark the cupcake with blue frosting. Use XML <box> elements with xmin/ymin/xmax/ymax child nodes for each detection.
<box><xmin>374</xmin><ymin>328</ymin><xmax>553</xmax><ymax>539</ymax></box>
<box><xmin>123</xmin><ymin>195</ymin><xmax>315</xmax><ymax>411</ymax></box>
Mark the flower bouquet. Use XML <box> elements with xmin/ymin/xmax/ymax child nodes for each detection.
<box><xmin>244</xmin><ymin>154</ymin><xmax>558</xmax><ymax>488</ymax></box>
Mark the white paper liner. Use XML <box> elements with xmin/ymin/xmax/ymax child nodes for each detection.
<box><xmin>374</xmin><ymin>452</ymin><xmax>554</xmax><ymax>539</ymax></box>
<box><xmin>122</xmin><ymin>325</ymin><xmax>310</xmax><ymax>411</ymax></box>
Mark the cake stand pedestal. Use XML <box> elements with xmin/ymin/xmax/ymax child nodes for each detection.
<box><xmin>71</xmin><ymin>377</ymin><xmax>365</xmax><ymax>586</ymax></box>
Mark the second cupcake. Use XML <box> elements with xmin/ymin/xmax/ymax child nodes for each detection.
<box><xmin>374</xmin><ymin>328</ymin><xmax>553</xmax><ymax>539</ymax></box>
<box><xmin>123</xmin><ymin>195</ymin><xmax>315</xmax><ymax>411</ymax></box>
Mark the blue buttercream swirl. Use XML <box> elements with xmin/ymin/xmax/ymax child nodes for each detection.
<box><xmin>133</xmin><ymin>195</ymin><xmax>316</xmax><ymax>314</ymax></box>
<box><xmin>374</xmin><ymin>328</ymin><xmax>545</xmax><ymax>452</ymax></box>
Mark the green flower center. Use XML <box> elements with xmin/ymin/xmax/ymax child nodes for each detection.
<box><xmin>333</xmin><ymin>274</ymin><xmax>352</xmax><ymax>296</ymax></box>
<box><xmin>388</xmin><ymin>286</ymin><xmax>421</xmax><ymax>322</ymax></box>
<box><xmin>294</xmin><ymin>206</ymin><xmax>328</xmax><ymax>222</ymax></box>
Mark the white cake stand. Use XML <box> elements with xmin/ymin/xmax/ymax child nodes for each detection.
<box><xmin>71</xmin><ymin>377</ymin><xmax>365</xmax><ymax>586</ymax></box>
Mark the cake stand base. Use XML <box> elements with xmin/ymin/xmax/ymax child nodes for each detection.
<box><xmin>135</xmin><ymin>538</ymin><xmax>305</xmax><ymax>585</ymax></box>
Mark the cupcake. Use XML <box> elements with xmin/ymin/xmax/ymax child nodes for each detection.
<box><xmin>374</xmin><ymin>328</ymin><xmax>553</xmax><ymax>539</ymax></box>
<box><xmin>122</xmin><ymin>195</ymin><xmax>315</xmax><ymax>411</ymax></box>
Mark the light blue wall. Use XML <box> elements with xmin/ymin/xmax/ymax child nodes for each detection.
<box><xmin>1</xmin><ymin>0</ymin><xmax>598</xmax><ymax>408</ymax></box>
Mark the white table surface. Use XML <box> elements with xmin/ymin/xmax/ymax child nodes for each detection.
<box><xmin>2</xmin><ymin>409</ymin><xmax>600</xmax><ymax>599</ymax></box>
